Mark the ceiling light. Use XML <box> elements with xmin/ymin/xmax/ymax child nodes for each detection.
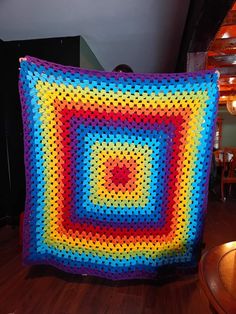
<box><xmin>222</xmin><ymin>32</ymin><xmax>230</xmax><ymax>38</ymax></box>
<box><xmin>227</xmin><ymin>100</ymin><xmax>236</xmax><ymax>115</ymax></box>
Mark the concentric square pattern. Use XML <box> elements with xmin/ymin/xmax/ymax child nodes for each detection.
<box><xmin>19</xmin><ymin>56</ymin><xmax>219</xmax><ymax>280</ymax></box>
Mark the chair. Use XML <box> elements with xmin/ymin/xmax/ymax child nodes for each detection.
<box><xmin>213</xmin><ymin>149</ymin><xmax>222</xmax><ymax>167</ymax></box>
<box><xmin>221</xmin><ymin>147</ymin><xmax>236</xmax><ymax>201</ymax></box>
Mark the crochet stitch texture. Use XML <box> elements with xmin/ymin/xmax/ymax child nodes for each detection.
<box><xmin>19</xmin><ymin>56</ymin><xmax>219</xmax><ymax>280</ymax></box>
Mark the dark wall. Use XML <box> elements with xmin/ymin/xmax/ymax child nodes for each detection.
<box><xmin>0</xmin><ymin>40</ymin><xmax>11</xmax><ymax>223</ymax></box>
<box><xmin>1</xmin><ymin>36</ymin><xmax>80</xmax><ymax>225</ymax></box>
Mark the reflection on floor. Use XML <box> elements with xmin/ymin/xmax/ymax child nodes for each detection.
<box><xmin>0</xmin><ymin>196</ymin><xmax>236</xmax><ymax>314</ymax></box>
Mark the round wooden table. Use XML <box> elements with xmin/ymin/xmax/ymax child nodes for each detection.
<box><xmin>199</xmin><ymin>241</ymin><xmax>236</xmax><ymax>314</ymax></box>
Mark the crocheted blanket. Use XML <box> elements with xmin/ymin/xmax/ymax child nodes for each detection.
<box><xmin>19</xmin><ymin>56</ymin><xmax>219</xmax><ymax>280</ymax></box>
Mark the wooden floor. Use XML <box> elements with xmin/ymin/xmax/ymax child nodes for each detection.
<box><xmin>1</xmin><ymin>196</ymin><xmax>236</xmax><ymax>314</ymax></box>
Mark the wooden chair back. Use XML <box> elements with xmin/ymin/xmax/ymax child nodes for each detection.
<box><xmin>221</xmin><ymin>147</ymin><xmax>236</xmax><ymax>200</ymax></box>
<box><xmin>222</xmin><ymin>147</ymin><xmax>236</xmax><ymax>178</ymax></box>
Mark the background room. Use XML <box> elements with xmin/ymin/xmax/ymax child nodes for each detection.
<box><xmin>0</xmin><ymin>1</ymin><xmax>236</xmax><ymax>313</ymax></box>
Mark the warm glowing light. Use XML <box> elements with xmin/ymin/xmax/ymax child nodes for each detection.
<box><xmin>229</xmin><ymin>78</ymin><xmax>234</xmax><ymax>84</ymax></box>
<box><xmin>224</xmin><ymin>242</ymin><xmax>235</xmax><ymax>249</ymax></box>
<box><xmin>227</xmin><ymin>100</ymin><xmax>236</xmax><ymax>115</ymax></box>
<box><xmin>222</xmin><ymin>32</ymin><xmax>230</xmax><ymax>38</ymax></box>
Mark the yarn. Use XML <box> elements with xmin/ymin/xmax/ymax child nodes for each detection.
<box><xmin>19</xmin><ymin>56</ymin><xmax>219</xmax><ymax>280</ymax></box>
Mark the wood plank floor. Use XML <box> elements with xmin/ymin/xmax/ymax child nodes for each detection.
<box><xmin>1</xmin><ymin>197</ymin><xmax>236</xmax><ymax>314</ymax></box>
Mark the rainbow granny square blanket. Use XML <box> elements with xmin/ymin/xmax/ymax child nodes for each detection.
<box><xmin>19</xmin><ymin>56</ymin><xmax>219</xmax><ymax>280</ymax></box>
